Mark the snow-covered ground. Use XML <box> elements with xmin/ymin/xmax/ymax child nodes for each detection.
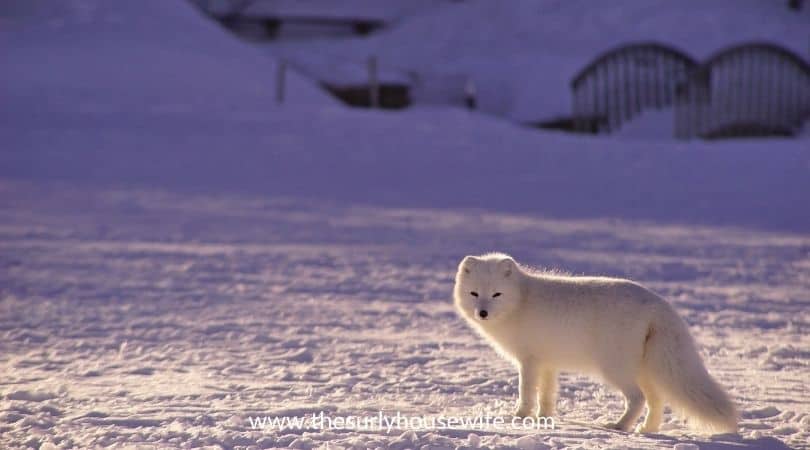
<box><xmin>1</xmin><ymin>182</ymin><xmax>809</xmax><ymax>449</ymax></box>
<box><xmin>1</xmin><ymin>1</ymin><xmax>809</xmax><ymax>449</ymax></box>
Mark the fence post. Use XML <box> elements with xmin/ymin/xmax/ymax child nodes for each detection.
<box><xmin>276</xmin><ymin>59</ymin><xmax>286</xmax><ymax>104</ymax></box>
<box><xmin>464</xmin><ymin>77</ymin><xmax>477</xmax><ymax>110</ymax></box>
<box><xmin>368</xmin><ymin>55</ymin><xmax>379</xmax><ymax>108</ymax></box>
<box><xmin>673</xmin><ymin>81</ymin><xmax>685</xmax><ymax>139</ymax></box>
<box><xmin>572</xmin><ymin>81</ymin><xmax>581</xmax><ymax>132</ymax></box>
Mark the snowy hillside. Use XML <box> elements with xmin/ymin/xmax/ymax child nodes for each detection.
<box><xmin>2</xmin><ymin>1</ymin><xmax>808</xmax><ymax>232</ymax></box>
<box><xmin>0</xmin><ymin>0</ymin><xmax>332</xmax><ymax>113</ymax></box>
<box><xmin>1</xmin><ymin>1</ymin><xmax>809</xmax><ymax>449</ymax></box>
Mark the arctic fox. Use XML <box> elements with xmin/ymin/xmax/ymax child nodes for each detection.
<box><xmin>453</xmin><ymin>253</ymin><xmax>738</xmax><ymax>434</ymax></box>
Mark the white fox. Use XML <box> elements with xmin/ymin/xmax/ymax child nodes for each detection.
<box><xmin>453</xmin><ymin>253</ymin><xmax>738</xmax><ymax>433</ymax></box>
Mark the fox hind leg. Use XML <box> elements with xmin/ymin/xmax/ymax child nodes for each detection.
<box><xmin>601</xmin><ymin>368</ymin><xmax>646</xmax><ymax>432</ymax></box>
<box><xmin>638</xmin><ymin>378</ymin><xmax>663</xmax><ymax>433</ymax></box>
<box><xmin>610</xmin><ymin>383</ymin><xmax>645</xmax><ymax>431</ymax></box>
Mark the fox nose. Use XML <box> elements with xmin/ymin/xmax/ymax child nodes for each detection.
<box><xmin>478</xmin><ymin>309</ymin><xmax>488</xmax><ymax>319</ymax></box>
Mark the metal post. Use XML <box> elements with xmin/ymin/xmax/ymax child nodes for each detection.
<box><xmin>368</xmin><ymin>55</ymin><xmax>379</xmax><ymax>108</ymax></box>
<box><xmin>464</xmin><ymin>77</ymin><xmax>477</xmax><ymax>110</ymax></box>
<box><xmin>276</xmin><ymin>59</ymin><xmax>286</xmax><ymax>104</ymax></box>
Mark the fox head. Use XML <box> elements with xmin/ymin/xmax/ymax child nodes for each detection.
<box><xmin>454</xmin><ymin>253</ymin><xmax>523</xmax><ymax>324</ymax></box>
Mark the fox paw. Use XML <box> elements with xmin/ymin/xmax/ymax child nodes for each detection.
<box><xmin>636</xmin><ymin>424</ymin><xmax>660</xmax><ymax>434</ymax></box>
<box><xmin>603</xmin><ymin>422</ymin><xmax>630</xmax><ymax>432</ymax></box>
<box><xmin>513</xmin><ymin>407</ymin><xmax>534</xmax><ymax>418</ymax></box>
<box><xmin>538</xmin><ymin>408</ymin><xmax>555</xmax><ymax>418</ymax></box>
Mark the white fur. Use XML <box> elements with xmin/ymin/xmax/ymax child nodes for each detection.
<box><xmin>453</xmin><ymin>253</ymin><xmax>738</xmax><ymax>434</ymax></box>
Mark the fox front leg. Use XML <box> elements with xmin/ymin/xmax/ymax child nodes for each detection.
<box><xmin>539</xmin><ymin>370</ymin><xmax>558</xmax><ymax>417</ymax></box>
<box><xmin>514</xmin><ymin>360</ymin><xmax>540</xmax><ymax>417</ymax></box>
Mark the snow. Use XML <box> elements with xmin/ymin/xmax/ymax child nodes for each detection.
<box><xmin>1</xmin><ymin>0</ymin><xmax>809</xmax><ymax>449</ymax></box>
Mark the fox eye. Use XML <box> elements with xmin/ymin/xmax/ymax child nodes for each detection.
<box><xmin>492</xmin><ymin>292</ymin><xmax>502</xmax><ymax>298</ymax></box>
<box><xmin>470</xmin><ymin>291</ymin><xmax>479</xmax><ymax>297</ymax></box>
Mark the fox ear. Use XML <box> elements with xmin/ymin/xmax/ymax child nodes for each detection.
<box><xmin>460</xmin><ymin>255</ymin><xmax>481</xmax><ymax>274</ymax></box>
<box><xmin>498</xmin><ymin>257</ymin><xmax>516</xmax><ymax>277</ymax></box>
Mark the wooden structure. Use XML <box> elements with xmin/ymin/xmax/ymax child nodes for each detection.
<box><xmin>194</xmin><ymin>0</ymin><xmax>386</xmax><ymax>39</ymax></box>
